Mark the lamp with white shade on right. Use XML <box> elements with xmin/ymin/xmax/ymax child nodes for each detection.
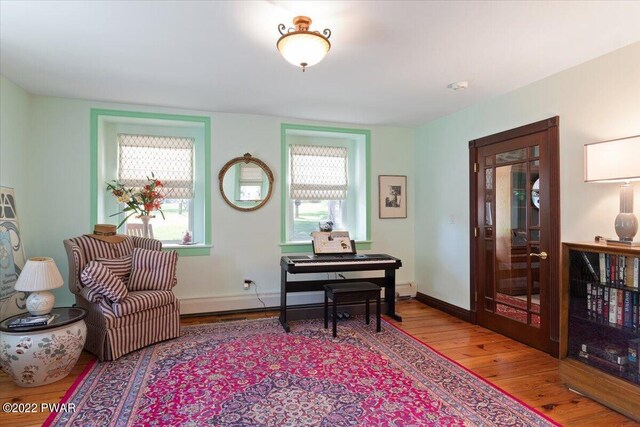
<box><xmin>584</xmin><ymin>135</ymin><xmax>640</xmax><ymax>245</ymax></box>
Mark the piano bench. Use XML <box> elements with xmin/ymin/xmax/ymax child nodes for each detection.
<box><xmin>324</xmin><ymin>282</ymin><xmax>381</xmax><ymax>338</ymax></box>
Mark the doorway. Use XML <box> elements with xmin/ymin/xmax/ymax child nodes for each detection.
<box><xmin>469</xmin><ymin>117</ymin><xmax>560</xmax><ymax>356</ymax></box>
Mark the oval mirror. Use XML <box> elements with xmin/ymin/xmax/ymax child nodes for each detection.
<box><xmin>218</xmin><ymin>153</ymin><xmax>274</xmax><ymax>212</ymax></box>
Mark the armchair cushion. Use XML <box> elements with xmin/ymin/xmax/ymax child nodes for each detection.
<box><xmin>94</xmin><ymin>254</ymin><xmax>132</xmax><ymax>284</ymax></box>
<box><xmin>128</xmin><ymin>248</ymin><xmax>178</xmax><ymax>291</ymax></box>
<box><xmin>80</xmin><ymin>261</ymin><xmax>129</xmax><ymax>303</ymax></box>
<box><xmin>110</xmin><ymin>290</ymin><xmax>176</xmax><ymax>317</ymax></box>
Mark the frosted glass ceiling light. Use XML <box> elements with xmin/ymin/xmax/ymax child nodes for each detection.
<box><xmin>277</xmin><ymin>16</ymin><xmax>331</xmax><ymax>72</ymax></box>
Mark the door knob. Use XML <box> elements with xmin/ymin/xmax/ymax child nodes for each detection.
<box><xmin>529</xmin><ymin>251</ymin><xmax>548</xmax><ymax>260</ymax></box>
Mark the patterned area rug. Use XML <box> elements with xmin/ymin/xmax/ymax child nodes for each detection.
<box><xmin>45</xmin><ymin>318</ymin><xmax>557</xmax><ymax>426</ymax></box>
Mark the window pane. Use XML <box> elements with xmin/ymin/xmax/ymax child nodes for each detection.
<box><xmin>126</xmin><ymin>199</ymin><xmax>190</xmax><ymax>242</ymax></box>
<box><xmin>291</xmin><ymin>200</ymin><xmax>343</xmax><ymax>241</ymax></box>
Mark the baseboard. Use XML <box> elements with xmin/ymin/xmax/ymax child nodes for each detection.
<box><xmin>180</xmin><ymin>283</ymin><xmax>415</xmax><ymax>315</ymax></box>
<box><xmin>415</xmin><ymin>292</ymin><xmax>472</xmax><ymax>323</ymax></box>
<box><xmin>179</xmin><ymin>291</ymin><xmax>294</xmax><ymax>315</ymax></box>
<box><xmin>180</xmin><ymin>292</ymin><xmax>392</xmax><ymax>320</ymax></box>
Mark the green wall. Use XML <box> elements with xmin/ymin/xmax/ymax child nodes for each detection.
<box><xmin>413</xmin><ymin>42</ymin><xmax>640</xmax><ymax>309</ymax></box>
<box><xmin>0</xmin><ymin>88</ymin><xmax>415</xmax><ymax>312</ymax></box>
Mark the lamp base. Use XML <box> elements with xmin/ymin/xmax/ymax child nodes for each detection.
<box><xmin>25</xmin><ymin>291</ymin><xmax>56</xmax><ymax>316</ymax></box>
<box><xmin>605</xmin><ymin>238</ymin><xmax>640</xmax><ymax>247</ymax></box>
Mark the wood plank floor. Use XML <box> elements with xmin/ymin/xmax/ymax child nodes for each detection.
<box><xmin>1</xmin><ymin>299</ymin><xmax>637</xmax><ymax>426</ymax></box>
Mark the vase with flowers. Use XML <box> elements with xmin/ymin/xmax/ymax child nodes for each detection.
<box><xmin>106</xmin><ymin>173</ymin><xmax>165</xmax><ymax>238</ymax></box>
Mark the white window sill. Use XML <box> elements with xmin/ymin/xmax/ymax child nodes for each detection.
<box><xmin>162</xmin><ymin>243</ymin><xmax>212</xmax><ymax>256</ymax></box>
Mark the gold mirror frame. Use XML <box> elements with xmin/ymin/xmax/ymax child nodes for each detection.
<box><xmin>218</xmin><ymin>153</ymin><xmax>274</xmax><ymax>212</ymax></box>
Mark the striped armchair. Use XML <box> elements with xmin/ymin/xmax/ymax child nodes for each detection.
<box><xmin>64</xmin><ymin>235</ymin><xmax>180</xmax><ymax>361</ymax></box>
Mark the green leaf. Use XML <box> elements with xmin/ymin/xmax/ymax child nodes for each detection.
<box><xmin>117</xmin><ymin>212</ymin><xmax>137</xmax><ymax>229</ymax></box>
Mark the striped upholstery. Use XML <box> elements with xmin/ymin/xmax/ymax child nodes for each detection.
<box><xmin>94</xmin><ymin>255</ymin><xmax>132</xmax><ymax>284</ymax></box>
<box><xmin>63</xmin><ymin>234</ymin><xmax>180</xmax><ymax>361</ymax></box>
<box><xmin>79</xmin><ymin>286</ymin><xmax>104</xmax><ymax>304</ymax></box>
<box><xmin>109</xmin><ymin>291</ymin><xmax>175</xmax><ymax>317</ymax></box>
<box><xmin>80</xmin><ymin>261</ymin><xmax>129</xmax><ymax>302</ymax></box>
<box><xmin>129</xmin><ymin>248</ymin><xmax>178</xmax><ymax>291</ymax></box>
<box><xmin>130</xmin><ymin>235</ymin><xmax>162</xmax><ymax>251</ymax></box>
<box><xmin>73</xmin><ymin>235</ymin><xmax>135</xmax><ymax>261</ymax></box>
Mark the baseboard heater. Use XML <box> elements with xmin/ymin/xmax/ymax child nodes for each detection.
<box><xmin>395</xmin><ymin>282</ymin><xmax>417</xmax><ymax>300</ymax></box>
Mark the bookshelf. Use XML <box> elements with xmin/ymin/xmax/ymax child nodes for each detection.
<box><xmin>560</xmin><ymin>242</ymin><xmax>640</xmax><ymax>421</ymax></box>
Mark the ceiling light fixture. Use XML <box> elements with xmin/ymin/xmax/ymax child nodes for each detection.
<box><xmin>277</xmin><ymin>16</ymin><xmax>331</xmax><ymax>72</ymax></box>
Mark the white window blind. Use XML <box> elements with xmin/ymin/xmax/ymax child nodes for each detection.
<box><xmin>118</xmin><ymin>134</ymin><xmax>194</xmax><ymax>199</ymax></box>
<box><xmin>290</xmin><ymin>145</ymin><xmax>348</xmax><ymax>200</ymax></box>
<box><xmin>239</xmin><ymin>163</ymin><xmax>263</xmax><ymax>183</ymax></box>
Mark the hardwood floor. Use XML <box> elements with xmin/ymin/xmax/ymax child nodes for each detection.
<box><xmin>1</xmin><ymin>299</ymin><xmax>637</xmax><ymax>426</ymax></box>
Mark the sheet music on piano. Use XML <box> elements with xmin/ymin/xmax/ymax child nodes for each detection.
<box><xmin>311</xmin><ymin>231</ymin><xmax>355</xmax><ymax>255</ymax></box>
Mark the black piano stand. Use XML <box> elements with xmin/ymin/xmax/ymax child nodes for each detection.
<box><xmin>279</xmin><ymin>265</ymin><xmax>403</xmax><ymax>333</ymax></box>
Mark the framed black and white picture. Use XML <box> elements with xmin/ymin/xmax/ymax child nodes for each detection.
<box><xmin>378</xmin><ymin>175</ymin><xmax>407</xmax><ymax>219</ymax></box>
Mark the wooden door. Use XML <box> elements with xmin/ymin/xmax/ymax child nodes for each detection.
<box><xmin>470</xmin><ymin>117</ymin><xmax>560</xmax><ymax>355</ymax></box>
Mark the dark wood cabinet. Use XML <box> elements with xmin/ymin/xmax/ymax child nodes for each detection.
<box><xmin>560</xmin><ymin>242</ymin><xmax>640</xmax><ymax>422</ymax></box>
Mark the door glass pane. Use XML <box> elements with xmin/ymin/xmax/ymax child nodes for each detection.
<box><xmin>530</xmin><ymin>229</ymin><xmax>540</xmax><ymax>242</ymax></box>
<box><xmin>530</xmin><ymin>202</ymin><xmax>540</xmax><ymax>227</ymax></box>
<box><xmin>485</xmin><ymin>168</ymin><xmax>493</xmax><ymax>226</ymax></box>
<box><xmin>485</xmin><ymin>239</ymin><xmax>494</xmax><ymax>312</ymax></box>
<box><xmin>496</xmin><ymin>148</ymin><xmax>526</xmax><ymax>165</ymax></box>
<box><xmin>530</xmin><ymin>245</ymin><xmax>541</xmax><ymax>319</ymax></box>
<box><xmin>494</xmin><ymin>161</ymin><xmax>539</xmax><ymax>327</ymax></box>
<box><xmin>530</xmin><ymin>160</ymin><xmax>540</xmax><ymax>227</ymax></box>
<box><xmin>530</xmin><ymin>145</ymin><xmax>539</xmax><ymax>157</ymax></box>
<box><xmin>496</xmin><ymin>297</ymin><xmax>529</xmax><ymax>324</ymax></box>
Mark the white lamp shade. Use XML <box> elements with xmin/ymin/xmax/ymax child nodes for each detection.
<box><xmin>277</xmin><ymin>33</ymin><xmax>330</xmax><ymax>68</ymax></box>
<box><xmin>14</xmin><ymin>257</ymin><xmax>64</xmax><ymax>292</ymax></box>
<box><xmin>584</xmin><ymin>135</ymin><xmax>640</xmax><ymax>183</ymax></box>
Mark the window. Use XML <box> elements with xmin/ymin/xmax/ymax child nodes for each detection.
<box><xmin>281</xmin><ymin>124</ymin><xmax>370</xmax><ymax>251</ymax></box>
<box><xmin>91</xmin><ymin>109</ymin><xmax>211</xmax><ymax>255</ymax></box>
<box><xmin>117</xmin><ymin>134</ymin><xmax>195</xmax><ymax>242</ymax></box>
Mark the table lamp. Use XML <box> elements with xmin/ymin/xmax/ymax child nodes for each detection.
<box><xmin>584</xmin><ymin>135</ymin><xmax>640</xmax><ymax>245</ymax></box>
<box><xmin>14</xmin><ymin>257</ymin><xmax>64</xmax><ymax>316</ymax></box>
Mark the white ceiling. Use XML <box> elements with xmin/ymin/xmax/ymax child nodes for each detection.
<box><xmin>1</xmin><ymin>1</ymin><xmax>639</xmax><ymax>127</ymax></box>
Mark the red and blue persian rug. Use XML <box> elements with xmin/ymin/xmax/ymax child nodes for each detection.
<box><xmin>45</xmin><ymin>318</ymin><xmax>558</xmax><ymax>426</ymax></box>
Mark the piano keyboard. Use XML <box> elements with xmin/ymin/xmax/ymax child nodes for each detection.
<box><xmin>291</xmin><ymin>258</ymin><xmax>395</xmax><ymax>267</ymax></box>
<box><xmin>282</xmin><ymin>254</ymin><xmax>401</xmax><ymax>273</ymax></box>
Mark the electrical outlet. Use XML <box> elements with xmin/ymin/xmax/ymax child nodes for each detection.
<box><xmin>243</xmin><ymin>279</ymin><xmax>252</xmax><ymax>290</ymax></box>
